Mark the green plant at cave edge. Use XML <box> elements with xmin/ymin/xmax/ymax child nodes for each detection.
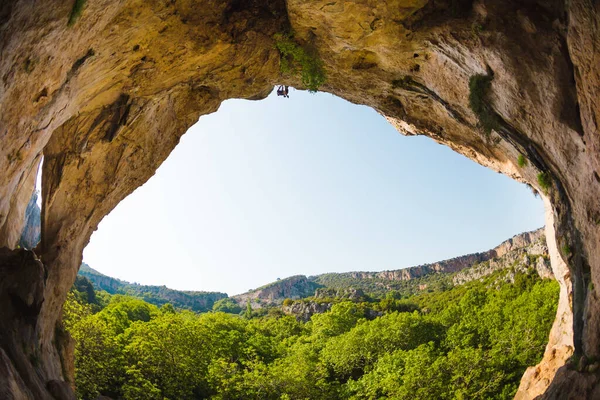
<box><xmin>274</xmin><ymin>33</ymin><xmax>326</xmax><ymax>93</ymax></box>
<box><xmin>517</xmin><ymin>154</ymin><xmax>528</xmax><ymax>168</ymax></box>
<box><xmin>537</xmin><ymin>172</ymin><xmax>552</xmax><ymax>193</ymax></box>
<box><xmin>68</xmin><ymin>0</ymin><xmax>87</xmax><ymax>26</ymax></box>
<box><xmin>562</xmin><ymin>243</ymin><xmax>572</xmax><ymax>257</ymax></box>
<box><xmin>468</xmin><ymin>73</ymin><xmax>499</xmax><ymax>135</ymax></box>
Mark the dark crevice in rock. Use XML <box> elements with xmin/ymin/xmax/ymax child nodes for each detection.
<box><xmin>69</xmin><ymin>49</ymin><xmax>95</xmax><ymax>76</ymax></box>
<box><xmin>221</xmin><ymin>0</ymin><xmax>289</xmax><ymax>39</ymax></box>
<box><xmin>557</xmin><ymin>36</ymin><xmax>585</xmax><ymax>137</ymax></box>
<box><xmin>84</xmin><ymin>94</ymin><xmax>131</xmax><ymax>144</ymax></box>
<box><xmin>8</xmin><ymin>292</ymin><xmax>42</xmax><ymax>320</ymax></box>
<box><xmin>103</xmin><ymin>94</ymin><xmax>131</xmax><ymax>142</ymax></box>
<box><xmin>383</xmin><ymin>96</ymin><xmax>407</xmax><ymax>119</ymax></box>
<box><xmin>35</xmin><ymin>88</ymin><xmax>48</xmax><ymax>103</ymax></box>
<box><xmin>401</xmin><ymin>0</ymin><xmax>474</xmax><ymax>31</ymax></box>
<box><xmin>0</xmin><ymin>0</ymin><xmax>16</xmax><ymax>30</ymax></box>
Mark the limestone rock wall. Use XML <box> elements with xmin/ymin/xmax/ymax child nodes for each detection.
<box><xmin>283</xmin><ymin>300</ymin><xmax>334</xmax><ymax>322</ymax></box>
<box><xmin>233</xmin><ymin>275</ymin><xmax>320</xmax><ymax>308</ymax></box>
<box><xmin>0</xmin><ymin>0</ymin><xmax>598</xmax><ymax>398</ymax></box>
<box><xmin>347</xmin><ymin>228</ymin><xmax>546</xmax><ymax>282</ymax></box>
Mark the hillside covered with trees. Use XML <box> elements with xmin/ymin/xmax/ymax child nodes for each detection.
<box><xmin>79</xmin><ymin>263</ymin><xmax>227</xmax><ymax>312</ymax></box>
<box><xmin>66</xmin><ymin>264</ymin><xmax>558</xmax><ymax>399</ymax></box>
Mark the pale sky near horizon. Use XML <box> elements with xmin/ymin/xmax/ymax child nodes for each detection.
<box><xmin>80</xmin><ymin>88</ymin><xmax>544</xmax><ymax>296</ymax></box>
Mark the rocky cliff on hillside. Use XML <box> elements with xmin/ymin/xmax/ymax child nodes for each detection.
<box><xmin>280</xmin><ymin>230</ymin><xmax>552</xmax><ymax>322</ymax></box>
<box><xmin>232</xmin><ymin>275</ymin><xmax>321</xmax><ymax>309</ymax></box>
<box><xmin>234</xmin><ymin>228</ymin><xmax>548</xmax><ymax>307</ymax></box>
<box><xmin>314</xmin><ymin>287</ymin><xmax>368</xmax><ymax>301</ymax></box>
<box><xmin>453</xmin><ymin>234</ymin><xmax>552</xmax><ymax>285</ymax></box>
<box><xmin>313</xmin><ymin>228</ymin><xmax>546</xmax><ymax>292</ymax></box>
<box><xmin>1</xmin><ymin>0</ymin><xmax>599</xmax><ymax>397</ymax></box>
<box><xmin>282</xmin><ymin>301</ymin><xmax>334</xmax><ymax>322</ymax></box>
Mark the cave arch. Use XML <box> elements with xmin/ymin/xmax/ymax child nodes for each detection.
<box><xmin>82</xmin><ymin>91</ymin><xmax>545</xmax><ymax>295</ymax></box>
<box><xmin>0</xmin><ymin>0</ymin><xmax>598</xmax><ymax>398</ymax></box>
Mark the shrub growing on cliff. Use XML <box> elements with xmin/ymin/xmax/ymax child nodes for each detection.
<box><xmin>274</xmin><ymin>33</ymin><xmax>326</xmax><ymax>92</ymax></box>
<box><xmin>561</xmin><ymin>243</ymin><xmax>572</xmax><ymax>257</ymax></box>
<box><xmin>517</xmin><ymin>154</ymin><xmax>528</xmax><ymax>168</ymax></box>
<box><xmin>469</xmin><ymin>73</ymin><xmax>498</xmax><ymax>135</ymax></box>
<box><xmin>68</xmin><ymin>0</ymin><xmax>87</xmax><ymax>26</ymax></box>
<box><xmin>537</xmin><ymin>172</ymin><xmax>552</xmax><ymax>193</ymax></box>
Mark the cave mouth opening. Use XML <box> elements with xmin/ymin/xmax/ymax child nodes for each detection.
<box><xmin>78</xmin><ymin>88</ymin><xmax>544</xmax><ymax>295</ymax></box>
<box><xmin>52</xmin><ymin>87</ymin><xmax>562</xmax><ymax>400</ymax></box>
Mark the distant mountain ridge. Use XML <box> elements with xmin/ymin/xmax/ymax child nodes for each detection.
<box><xmin>232</xmin><ymin>228</ymin><xmax>549</xmax><ymax>308</ymax></box>
<box><xmin>311</xmin><ymin>228</ymin><xmax>546</xmax><ymax>291</ymax></box>
<box><xmin>79</xmin><ymin>264</ymin><xmax>227</xmax><ymax>312</ymax></box>
<box><xmin>78</xmin><ymin>228</ymin><xmax>549</xmax><ymax>313</ymax></box>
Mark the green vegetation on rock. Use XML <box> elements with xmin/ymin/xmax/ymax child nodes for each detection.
<box><xmin>561</xmin><ymin>243</ymin><xmax>572</xmax><ymax>257</ymax></box>
<box><xmin>469</xmin><ymin>73</ymin><xmax>498</xmax><ymax>135</ymax></box>
<box><xmin>212</xmin><ymin>297</ymin><xmax>242</xmax><ymax>314</ymax></box>
<box><xmin>537</xmin><ymin>172</ymin><xmax>552</xmax><ymax>193</ymax></box>
<box><xmin>518</xmin><ymin>154</ymin><xmax>528</xmax><ymax>168</ymax></box>
<box><xmin>274</xmin><ymin>33</ymin><xmax>326</xmax><ymax>92</ymax></box>
<box><xmin>68</xmin><ymin>0</ymin><xmax>87</xmax><ymax>26</ymax></box>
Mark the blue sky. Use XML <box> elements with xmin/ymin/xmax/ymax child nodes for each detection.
<box><xmin>82</xmin><ymin>88</ymin><xmax>544</xmax><ymax>295</ymax></box>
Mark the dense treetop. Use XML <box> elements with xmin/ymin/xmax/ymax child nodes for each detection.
<box><xmin>66</xmin><ymin>266</ymin><xmax>557</xmax><ymax>400</ymax></box>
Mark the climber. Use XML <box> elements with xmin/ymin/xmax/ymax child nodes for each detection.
<box><xmin>284</xmin><ymin>86</ymin><xmax>289</xmax><ymax>98</ymax></box>
<box><xmin>277</xmin><ymin>85</ymin><xmax>285</xmax><ymax>96</ymax></box>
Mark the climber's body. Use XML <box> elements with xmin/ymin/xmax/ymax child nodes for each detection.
<box><xmin>277</xmin><ymin>85</ymin><xmax>290</xmax><ymax>98</ymax></box>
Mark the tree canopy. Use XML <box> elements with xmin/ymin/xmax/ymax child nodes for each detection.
<box><xmin>65</xmin><ymin>268</ymin><xmax>558</xmax><ymax>399</ymax></box>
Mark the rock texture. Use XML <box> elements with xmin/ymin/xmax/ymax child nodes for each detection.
<box><xmin>18</xmin><ymin>191</ymin><xmax>40</xmax><ymax>250</ymax></box>
<box><xmin>233</xmin><ymin>229</ymin><xmax>546</xmax><ymax>308</ymax></box>
<box><xmin>318</xmin><ymin>228</ymin><xmax>546</xmax><ymax>285</ymax></box>
<box><xmin>0</xmin><ymin>0</ymin><xmax>599</xmax><ymax>398</ymax></box>
<box><xmin>453</xmin><ymin>229</ymin><xmax>551</xmax><ymax>285</ymax></box>
<box><xmin>0</xmin><ymin>248</ymin><xmax>73</xmax><ymax>400</ymax></box>
<box><xmin>233</xmin><ymin>275</ymin><xmax>321</xmax><ymax>308</ymax></box>
<box><xmin>282</xmin><ymin>301</ymin><xmax>334</xmax><ymax>322</ymax></box>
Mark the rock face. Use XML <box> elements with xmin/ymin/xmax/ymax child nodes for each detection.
<box><xmin>317</xmin><ymin>228</ymin><xmax>546</xmax><ymax>286</ymax></box>
<box><xmin>314</xmin><ymin>287</ymin><xmax>368</xmax><ymax>301</ymax></box>
<box><xmin>0</xmin><ymin>0</ymin><xmax>599</xmax><ymax>398</ymax></box>
<box><xmin>18</xmin><ymin>191</ymin><xmax>40</xmax><ymax>250</ymax></box>
<box><xmin>232</xmin><ymin>229</ymin><xmax>546</xmax><ymax>308</ymax></box>
<box><xmin>282</xmin><ymin>301</ymin><xmax>334</xmax><ymax>322</ymax></box>
<box><xmin>452</xmin><ymin>229</ymin><xmax>551</xmax><ymax>285</ymax></box>
<box><xmin>224</xmin><ymin>228</ymin><xmax>549</xmax><ymax>310</ymax></box>
<box><xmin>233</xmin><ymin>275</ymin><xmax>321</xmax><ymax>308</ymax></box>
<box><xmin>0</xmin><ymin>248</ymin><xmax>72</xmax><ymax>400</ymax></box>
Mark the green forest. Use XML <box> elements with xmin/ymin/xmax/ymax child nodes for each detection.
<box><xmin>65</xmin><ymin>269</ymin><xmax>558</xmax><ymax>400</ymax></box>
